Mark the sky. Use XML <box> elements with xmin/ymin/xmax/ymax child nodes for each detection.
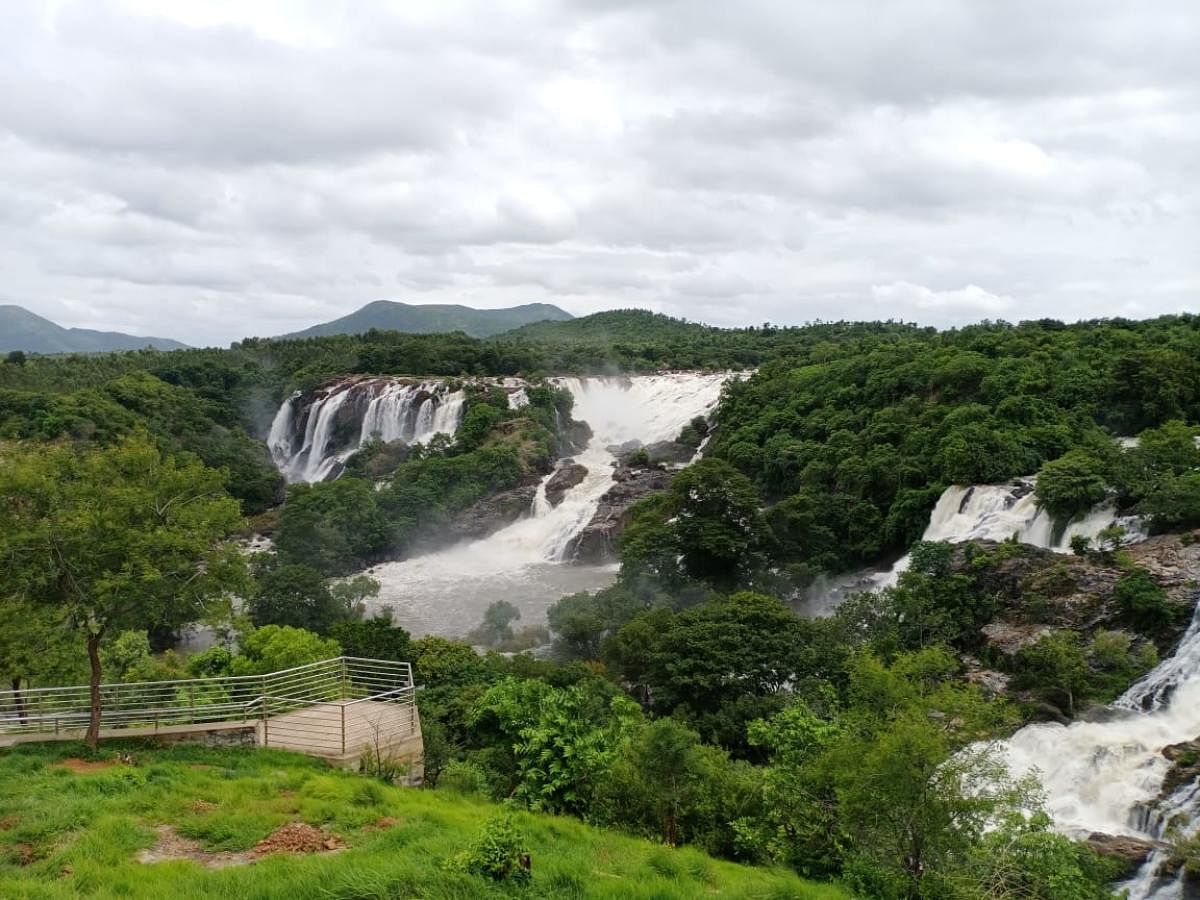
<box><xmin>0</xmin><ymin>0</ymin><xmax>1197</xmax><ymax>346</ymax></box>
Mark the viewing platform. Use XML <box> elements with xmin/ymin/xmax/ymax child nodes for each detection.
<box><xmin>0</xmin><ymin>657</ymin><xmax>423</xmax><ymax>779</ymax></box>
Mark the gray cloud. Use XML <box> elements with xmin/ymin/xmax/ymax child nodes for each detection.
<box><xmin>0</xmin><ymin>0</ymin><xmax>1196</xmax><ymax>345</ymax></box>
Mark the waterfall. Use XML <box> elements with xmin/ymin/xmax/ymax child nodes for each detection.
<box><xmin>364</xmin><ymin>372</ymin><xmax>730</xmax><ymax>637</ymax></box>
<box><xmin>270</xmin><ymin>379</ymin><xmax>467</xmax><ymax>483</ymax></box>
<box><xmin>988</xmin><ymin>601</ymin><xmax>1200</xmax><ymax>899</ymax></box>
<box><xmin>861</xmin><ymin>480</ymin><xmax>1146</xmax><ymax>594</ymax></box>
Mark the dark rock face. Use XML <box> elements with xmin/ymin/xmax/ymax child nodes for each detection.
<box><xmin>559</xmin><ymin>420</ymin><xmax>593</xmax><ymax>455</ymax></box>
<box><xmin>1085</xmin><ymin>833</ymin><xmax>1155</xmax><ymax>874</ymax></box>
<box><xmin>566</xmin><ymin>465</ymin><xmax>672</xmax><ymax>564</ymax></box>
<box><xmin>432</xmin><ymin>483</ymin><xmax>539</xmax><ymax>545</ymax></box>
<box><xmin>643</xmin><ymin>440</ymin><xmax>694</xmax><ymax>466</ymax></box>
<box><xmin>545</xmin><ymin>462</ymin><xmax>588</xmax><ymax>507</ymax></box>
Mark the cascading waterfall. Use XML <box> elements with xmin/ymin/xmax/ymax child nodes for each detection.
<box><xmin>837</xmin><ymin>479</ymin><xmax>1146</xmax><ymax>600</ymax></box>
<box><xmin>991</xmin><ymin>602</ymin><xmax>1200</xmax><ymax>899</ymax></box>
<box><xmin>268</xmin><ymin>379</ymin><xmax>466</xmax><ymax>482</ymax></box>
<box><xmin>362</xmin><ymin>373</ymin><xmax>730</xmax><ymax>637</ymax></box>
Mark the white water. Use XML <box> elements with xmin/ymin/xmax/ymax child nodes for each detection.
<box><xmin>365</xmin><ymin>373</ymin><xmax>730</xmax><ymax>636</ymax></box>
<box><xmin>268</xmin><ymin>379</ymin><xmax>466</xmax><ymax>482</ymax></box>
<box><xmin>989</xmin><ymin>603</ymin><xmax>1200</xmax><ymax>898</ymax></box>
<box><xmin>855</xmin><ymin>480</ymin><xmax>1146</xmax><ymax>595</ymax></box>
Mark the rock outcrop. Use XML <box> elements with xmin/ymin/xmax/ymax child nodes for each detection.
<box><xmin>1085</xmin><ymin>832</ymin><xmax>1155</xmax><ymax>875</ymax></box>
<box><xmin>643</xmin><ymin>440</ymin><xmax>695</xmax><ymax>466</ymax></box>
<box><xmin>566</xmin><ymin>465</ymin><xmax>672</xmax><ymax>563</ymax></box>
<box><xmin>949</xmin><ymin>534</ymin><xmax>1200</xmax><ymax>659</ymax></box>
<box><xmin>431</xmin><ymin>482</ymin><xmax>539</xmax><ymax>545</ymax></box>
<box><xmin>545</xmin><ymin>461</ymin><xmax>588</xmax><ymax>507</ymax></box>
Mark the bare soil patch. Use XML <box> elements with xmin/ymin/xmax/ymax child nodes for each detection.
<box><xmin>136</xmin><ymin>824</ymin><xmax>252</xmax><ymax>869</ymax></box>
<box><xmin>365</xmin><ymin>816</ymin><xmax>401</xmax><ymax>831</ymax></box>
<box><xmin>15</xmin><ymin>842</ymin><xmax>37</xmax><ymax>866</ymax></box>
<box><xmin>189</xmin><ymin>800</ymin><xmax>217</xmax><ymax>813</ymax></box>
<box><xmin>253</xmin><ymin>823</ymin><xmax>344</xmax><ymax>855</ymax></box>
<box><xmin>0</xmin><ymin>814</ymin><xmax>19</xmax><ymax>831</ymax></box>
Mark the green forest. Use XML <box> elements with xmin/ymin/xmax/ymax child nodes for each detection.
<box><xmin>5</xmin><ymin>310</ymin><xmax>1200</xmax><ymax>898</ymax></box>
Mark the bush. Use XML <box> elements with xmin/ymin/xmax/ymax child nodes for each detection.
<box><xmin>1114</xmin><ymin>568</ymin><xmax>1176</xmax><ymax>633</ymax></box>
<box><xmin>448</xmin><ymin>813</ymin><xmax>531</xmax><ymax>884</ymax></box>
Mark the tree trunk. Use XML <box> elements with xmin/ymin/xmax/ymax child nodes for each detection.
<box><xmin>11</xmin><ymin>677</ymin><xmax>27</xmax><ymax>726</ymax></box>
<box><xmin>86</xmin><ymin>632</ymin><xmax>103</xmax><ymax>749</ymax></box>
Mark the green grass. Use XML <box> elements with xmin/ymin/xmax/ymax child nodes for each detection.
<box><xmin>0</xmin><ymin>741</ymin><xmax>849</xmax><ymax>900</ymax></box>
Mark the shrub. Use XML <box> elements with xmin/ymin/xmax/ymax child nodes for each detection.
<box><xmin>448</xmin><ymin>813</ymin><xmax>531</xmax><ymax>884</ymax></box>
<box><xmin>1114</xmin><ymin>568</ymin><xmax>1176</xmax><ymax>633</ymax></box>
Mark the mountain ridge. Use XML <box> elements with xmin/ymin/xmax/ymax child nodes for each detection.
<box><xmin>281</xmin><ymin>300</ymin><xmax>573</xmax><ymax>339</ymax></box>
<box><xmin>0</xmin><ymin>305</ymin><xmax>187</xmax><ymax>354</ymax></box>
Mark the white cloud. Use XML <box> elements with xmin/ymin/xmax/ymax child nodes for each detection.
<box><xmin>0</xmin><ymin>0</ymin><xmax>1196</xmax><ymax>345</ymax></box>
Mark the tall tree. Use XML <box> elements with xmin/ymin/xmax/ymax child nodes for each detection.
<box><xmin>0</xmin><ymin>434</ymin><xmax>246</xmax><ymax>747</ymax></box>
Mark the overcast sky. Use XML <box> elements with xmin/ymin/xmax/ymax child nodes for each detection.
<box><xmin>1</xmin><ymin>1</ymin><xmax>1197</xmax><ymax>346</ymax></box>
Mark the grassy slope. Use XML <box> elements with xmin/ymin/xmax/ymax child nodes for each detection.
<box><xmin>0</xmin><ymin>742</ymin><xmax>847</xmax><ymax>900</ymax></box>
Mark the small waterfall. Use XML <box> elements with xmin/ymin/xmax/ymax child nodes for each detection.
<box><xmin>859</xmin><ymin>480</ymin><xmax>1145</xmax><ymax>595</ymax></box>
<box><xmin>270</xmin><ymin>379</ymin><xmax>467</xmax><ymax>482</ymax></box>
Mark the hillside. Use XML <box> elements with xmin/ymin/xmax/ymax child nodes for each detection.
<box><xmin>282</xmin><ymin>301</ymin><xmax>573</xmax><ymax>340</ymax></box>
<box><xmin>0</xmin><ymin>741</ymin><xmax>847</xmax><ymax>900</ymax></box>
<box><xmin>0</xmin><ymin>305</ymin><xmax>187</xmax><ymax>354</ymax></box>
<box><xmin>495</xmin><ymin>308</ymin><xmax>713</xmax><ymax>344</ymax></box>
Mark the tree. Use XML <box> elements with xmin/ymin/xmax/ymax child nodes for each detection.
<box><xmin>0</xmin><ymin>598</ymin><xmax>84</xmax><ymax>722</ymax></box>
<box><xmin>248</xmin><ymin>568</ymin><xmax>379</xmax><ymax>637</ymax></box>
<box><xmin>621</xmin><ymin>459</ymin><xmax>772</xmax><ymax>589</ymax></box>
<box><xmin>0</xmin><ymin>435</ymin><xmax>246</xmax><ymax>747</ymax></box>
<box><xmin>1036</xmin><ymin>450</ymin><xmax>1110</xmax><ymax>524</ymax></box>
<box><xmin>1013</xmin><ymin>631</ymin><xmax>1092</xmax><ymax>717</ymax></box>
<box><xmin>329</xmin><ymin>612</ymin><xmax>411</xmax><ymax>661</ymax></box>
<box><xmin>749</xmin><ymin>648</ymin><xmax>1024</xmax><ymax>893</ymax></box>
<box><xmin>472</xmin><ymin>600</ymin><xmax>521</xmax><ymax>647</ymax></box>
<box><xmin>230</xmin><ymin>625</ymin><xmax>341</xmax><ymax>675</ymax></box>
<box><xmin>640</xmin><ymin>592</ymin><xmax>844</xmax><ymax>752</ymax></box>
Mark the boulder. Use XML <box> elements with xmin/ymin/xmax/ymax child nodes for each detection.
<box><xmin>980</xmin><ymin>622</ymin><xmax>1054</xmax><ymax>656</ymax></box>
<box><xmin>643</xmin><ymin>440</ymin><xmax>695</xmax><ymax>466</ymax></box>
<box><xmin>545</xmin><ymin>462</ymin><xmax>588</xmax><ymax>507</ymax></box>
<box><xmin>566</xmin><ymin>465</ymin><xmax>672</xmax><ymax>563</ymax></box>
<box><xmin>1085</xmin><ymin>833</ymin><xmax>1155</xmax><ymax>875</ymax></box>
<box><xmin>433</xmin><ymin>483</ymin><xmax>539</xmax><ymax>544</ymax></box>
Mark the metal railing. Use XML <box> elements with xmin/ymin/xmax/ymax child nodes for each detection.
<box><xmin>0</xmin><ymin>657</ymin><xmax>415</xmax><ymax>757</ymax></box>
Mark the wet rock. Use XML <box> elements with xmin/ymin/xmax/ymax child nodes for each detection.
<box><xmin>432</xmin><ymin>483</ymin><xmax>539</xmax><ymax>545</ymax></box>
<box><xmin>545</xmin><ymin>462</ymin><xmax>588</xmax><ymax>507</ymax></box>
<box><xmin>1085</xmin><ymin>833</ymin><xmax>1155</xmax><ymax>875</ymax></box>
<box><xmin>567</xmin><ymin>466</ymin><xmax>672</xmax><ymax>563</ymax></box>
<box><xmin>559</xmin><ymin>420</ymin><xmax>593</xmax><ymax>455</ymax></box>
<box><xmin>643</xmin><ymin>440</ymin><xmax>694</xmax><ymax>466</ymax></box>
<box><xmin>1159</xmin><ymin>739</ymin><xmax>1200</xmax><ymax>800</ymax></box>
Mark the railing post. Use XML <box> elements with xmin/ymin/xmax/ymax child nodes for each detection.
<box><xmin>340</xmin><ymin>703</ymin><xmax>346</xmax><ymax>756</ymax></box>
<box><xmin>261</xmin><ymin>675</ymin><xmax>269</xmax><ymax>747</ymax></box>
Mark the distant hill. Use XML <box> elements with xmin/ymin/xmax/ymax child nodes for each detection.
<box><xmin>495</xmin><ymin>309</ymin><xmax>713</xmax><ymax>343</ymax></box>
<box><xmin>282</xmin><ymin>301</ymin><xmax>573</xmax><ymax>339</ymax></box>
<box><xmin>0</xmin><ymin>305</ymin><xmax>187</xmax><ymax>354</ymax></box>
